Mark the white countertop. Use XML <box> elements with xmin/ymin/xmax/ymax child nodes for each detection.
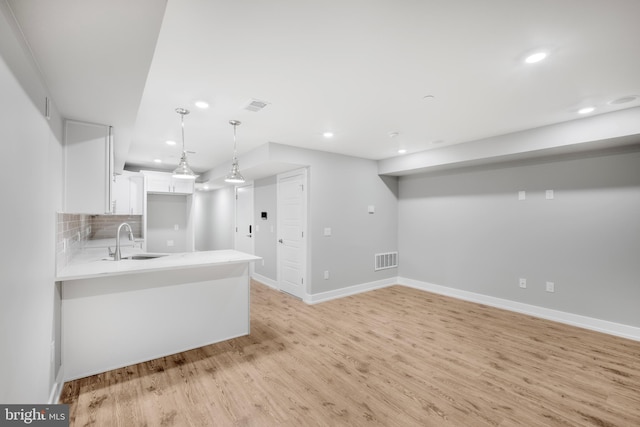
<box><xmin>56</xmin><ymin>248</ymin><xmax>261</xmax><ymax>281</ymax></box>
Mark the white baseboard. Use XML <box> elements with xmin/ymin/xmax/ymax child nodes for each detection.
<box><xmin>398</xmin><ymin>277</ymin><xmax>640</xmax><ymax>342</ymax></box>
<box><xmin>48</xmin><ymin>367</ymin><xmax>64</xmax><ymax>404</ymax></box>
<box><xmin>304</xmin><ymin>277</ymin><xmax>397</xmax><ymax>305</ymax></box>
<box><xmin>251</xmin><ymin>273</ymin><xmax>278</xmax><ymax>290</ymax></box>
<box><xmin>252</xmin><ymin>274</ymin><xmax>640</xmax><ymax>341</ymax></box>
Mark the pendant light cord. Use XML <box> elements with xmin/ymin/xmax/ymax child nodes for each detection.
<box><xmin>232</xmin><ymin>122</ymin><xmax>238</xmax><ymax>159</ymax></box>
<box><xmin>181</xmin><ymin>113</ymin><xmax>186</xmax><ymax>153</ymax></box>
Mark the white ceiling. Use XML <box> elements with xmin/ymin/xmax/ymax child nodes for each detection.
<box><xmin>7</xmin><ymin>0</ymin><xmax>640</xmax><ymax>176</ymax></box>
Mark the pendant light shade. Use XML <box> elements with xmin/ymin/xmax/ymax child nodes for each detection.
<box><xmin>224</xmin><ymin>120</ymin><xmax>245</xmax><ymax>184</ymax></box>
<box><xmin>172</xmin><ymin>108</ymin><xmax>196</xmax><ymax>179</ymax></box>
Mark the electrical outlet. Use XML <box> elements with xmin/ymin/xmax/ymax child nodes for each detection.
<box><xmin>324</xmin><ymin>270</ymin><xmax>329</xmax><ymax>280</ymax></box>
<box><xmin>174</xmin><ymin>224</ymin><xmax>179</xmax><ymax>231</ymax></box>
<box><xmin>546</xmin><ymin>190</ymin><xmax>554</xmax><ymax>200</ymax></box>
<box><xmin>519</xmin><ymin>278</ymin><xmax>527</xmax><ymax>288</ymax></box>
<box><xmin>546</xmin><ymin>281</ymin><xmax>555</xmax><ymax>292</ymax></box>
<box><xmin>167</xmin><ymin>240</ymin><xmax>174</xmax><ymax>247</ymax></box>
<box><xmin>518</xmin><ymin>191</ymin><xmax>526</xmax><ymax>201</ymax></box>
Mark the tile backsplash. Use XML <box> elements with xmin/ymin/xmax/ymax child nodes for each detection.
<box><xmin>56</xmin><ymin>213</ymin><xmax>143</xmax><ymax>272</ymax></box>
<box><xmin>89</xmin><ymin>215</ymin><xmax>143</xmax><ymax>240</ymax></box>
<box><xmin>56</xmin><ymin>213</ymin><xmax>90</xmax><ymax>272</ymax></box>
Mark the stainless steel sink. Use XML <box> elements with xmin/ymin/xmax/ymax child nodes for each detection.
<box><xmin>123</xmin><ymin>254</ymin><xmax>168</xmax><ymax>260</ymax></box>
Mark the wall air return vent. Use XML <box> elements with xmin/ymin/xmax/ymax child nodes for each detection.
<box><xmin>375</xmin><ymin>251</ymin><xmax>398</xmax><ymax>271</ymax></box>
<box><xmin>243</xmin><ymin>98</ymin><xmax>269</xmax><ymax>112</ymax></box>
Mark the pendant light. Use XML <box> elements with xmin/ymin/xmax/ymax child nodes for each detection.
<box><xmin>224</xmin><ymin>120</ymin><xmax>245</xmax><ymax>183</ymax></box>
<box><xmin>172</xmin><ymin>107</ymin><xmax>196</xmax><ymax>179</ymax></box>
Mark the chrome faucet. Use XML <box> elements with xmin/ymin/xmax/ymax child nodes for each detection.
<box><xmin>113</xmin><ymin>222</ymin><xmax>134</xmax><ymax>261</ymax></box>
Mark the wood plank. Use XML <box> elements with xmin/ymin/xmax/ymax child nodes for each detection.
<box><xmin>61</xmin><ymin>282</ymin><xmax>640</xmax><ymax>426</ymax></box>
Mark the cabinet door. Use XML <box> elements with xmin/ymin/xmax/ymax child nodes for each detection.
<box><xmin>144</xmin><ymin>173</ymin><xmax>172</xmax><ymax>193</ymax></box>
<box><xmin>112</xmin><ymin>174</ymin><xmax>130</xmax><ymax>214</ymax></box>
<box><xmin>142</xmin><ymin>171</ymin><xmax>194</xmax><ymax>194</ymax></box>
<box><xmin>171</xmin><ymin>177</ymin><xmax>194</xmax><ymax>194</ymax></box>
<box><xmin>129</xmin><ymin>175</ymin><xmax>144</xmax><ymax>214</ymax></box>
<box><xmin>64</xmin><ymin>121</ymin><xmax>112</xmax><ymax>214</ymax></box>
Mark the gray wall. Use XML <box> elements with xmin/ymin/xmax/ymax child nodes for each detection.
<box><xmin>0</xmin><ymin>2</ymin><xmax>64</xmax><ymax>403</ymax></box>
<box><xmin>194</xmin><ymin>186</ymin><xmax>235</xmax><ymax>251</ymax></box>
<box><xmin>398</xmin><ymin>150</ymin><xmax>640</xmax><ymax>327</ymax></box>
<box><xmin>147</xmin><ymin>194</ymin><xmax>191</xmax><ymax>253</ymax></box>
<box><xmin>254</xmin><ymin>176</ymin><xmax>278</xmax><ymax>279</ymax></box>
<box><xmin>194</xmin><ymin>190</ymin><xmax>214</xmax><ymax>251</ymax></box>
<box><xmin>264</xmin><ymin>145</ymin><xmax>400</xmax><ymax>294</ymax></box>
<box><xmin>199</xmin><ymin>144</ymin><xmax>400</xmax><ymax>295</ymax></box>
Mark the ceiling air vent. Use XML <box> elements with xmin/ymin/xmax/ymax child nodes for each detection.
<box><xmin>243</xmin><ymin>98</ymin><xmax>269</xmax><ymax>112</ymax></box>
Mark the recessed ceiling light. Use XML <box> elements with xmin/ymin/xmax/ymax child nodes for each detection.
<box><xmin>323</xmin><ymin>131</ymin><xmax>334</xmax><ymax>138</ymax></box>
<box><xmin>524</xmin><ymin>51</ymin><xmax>548</xmax><ymax>64</ymax></box>
<box><xmin>166</xmin><ymin>140</ymin><xmax>177</xmax><ymax>146</ymax></box>
<box><xmin>398</xmin><ymin>149</ymin><xmax>407</xmax><ymax>154</ymax></box>
<box><xmin>194</xmin><ymin>101</ymin><xmax>209</xmax><ymax>109</ymax></box>
<box><xmin>609</xmin><ymin>95</ymin><xmax>638</xmax><ymax>105</ymax></box>
<box><xmin>578</xmin><ymin>107</ymin><xmax>595</xmax><ymax>114</ymax></box>
<box><xmin>153</xmin><ymin>158</ymin><xmax>162</xmax><ymax>163</ymax></box>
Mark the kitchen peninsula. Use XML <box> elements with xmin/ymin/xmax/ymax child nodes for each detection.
<box><xmin>56</xmin><ymin>249</ymin><xmax>259</xmax><ymax>381</ymax></box>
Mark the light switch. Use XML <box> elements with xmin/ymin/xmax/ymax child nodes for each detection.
<box><xmin>518</xmin><ymin>191</ymin><xmax>526</xmax><ymax>201</ymax></box>
<box><xmin>546</xmin><ymin>190</ymin><xmax>554</xmax><ymax>200</ymax></box>
<box><xmin>323</xmin><ymin>227</ymin><xmax>332</xmax><ymax>236</ymax></box>
<box><xmin>368</xmin><ymin>205</ymin><xmax>375</xmax><ymax>214</ymax></box>
<box><xmin>174</xmin><ymin>224</ymin><xmax>179</xmax><ymax>231</ymax></box>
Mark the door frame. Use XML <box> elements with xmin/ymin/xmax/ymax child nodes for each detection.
<box><xmin>234</xmin><ymin>183</ymin><xmax>255</xmax><ymax>275</ymax></box>
<box><xmin>276</xmin><ymin>167</ymin><xmax>309</xmax><ymax>299</ymax></box>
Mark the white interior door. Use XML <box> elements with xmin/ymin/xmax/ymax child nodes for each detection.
<box><xmin>234</xmin><ymin>184</ymin><xmax>254</xmax><ymax>256</ymax></box>
<box><xmin>277</xmin><ymin>168</ymin><xmax>307</xmax><ymax>299</ymax></box>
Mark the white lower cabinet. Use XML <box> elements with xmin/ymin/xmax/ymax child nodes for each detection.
<box><xmin>61</xmin><ymin>262</ymin><xmax>251</xmax><ymax>381</ymax></box>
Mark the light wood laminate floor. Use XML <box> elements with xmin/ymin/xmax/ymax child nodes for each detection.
<box><xmin>60</xmin><ymin>281</ymin><xmax>640</xmax><ymax>426</ymax></box>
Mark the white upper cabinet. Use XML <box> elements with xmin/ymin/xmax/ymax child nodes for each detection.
<box><xmin>141</xmin><ymin>170</ymin><xmax>194</xmax><ymax>194</ymax></box>
<box><xmin>64</xmin><ymin>120</ymin><xmax>113</xmax><ymax>214</ymax></box>
<box><xmin>113</xmin><ymin>172</ymin><xmax>144</xmax><ymax>215</ymax></box>
<box><xmin>172</xmin><ymin>177</ymin><xmax>195</xmax><ymax>194</ymax></box>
